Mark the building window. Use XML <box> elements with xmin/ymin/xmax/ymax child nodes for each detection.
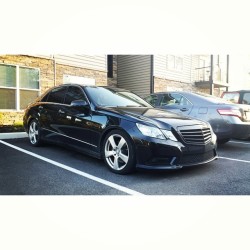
<box><xmin>0</xmin><ymin>64</ymin><xmax>40</xmax><ymax>110</ymax></box>
<box><xmin>168</xmin><ymin>55</ymin><xmax>183</xmax><ymax>71</ymax></box>
<box><xmin>107</xmin><ymin>55</ymin><xmax>113</xmax><ymax>78</ymax></box>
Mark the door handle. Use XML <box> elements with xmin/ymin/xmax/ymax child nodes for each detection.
<box><xmin>58</xmin><ymin>109</ymin><xmax>65</xmax><ymax>114</ymax></box>
<box><xmin>180</xmin><ymin>108</ymin><xmax>188</xmax><ymax>112</ymax></box>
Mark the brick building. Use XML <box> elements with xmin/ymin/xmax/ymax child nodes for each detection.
<box><xmin>0</xmin><ymin>54</ymin><xmax>114</xmax><ymax>126</ymax></box>
<box><xmin>0</xmin><ymin>54</ymin><xmax>230</xmax><ymax>127</ymax></box>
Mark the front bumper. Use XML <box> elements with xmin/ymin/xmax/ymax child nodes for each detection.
<box><xmin>129</xmin><ymin>127</ymin><xmax>218</xmax><ymax>170</ymax></box>
<box><xmin>135</xmin><ymin>140</ymin><xmax>218</xmax><ymax>170</ymax></box>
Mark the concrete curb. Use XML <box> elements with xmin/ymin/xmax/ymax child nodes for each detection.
<box><xmin>0</xmin><ymin>132</ymin><xmax>28</xmax><ymax>140</ymax></box>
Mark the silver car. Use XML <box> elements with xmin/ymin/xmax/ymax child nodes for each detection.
<box><xmin>145</xmin><ymin>91</ymin><xmax>250</xmax><ymax>144</ymax></box>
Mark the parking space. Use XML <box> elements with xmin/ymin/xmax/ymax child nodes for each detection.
<box><xmin>1</xmin><ymin>138</ymin><xmax>250</xmax><ymax>195</ymax></box>
<box><xmin>218</xmin><ymin>140</ymin><xmax>250</xmax><ymax>161</ymax></box>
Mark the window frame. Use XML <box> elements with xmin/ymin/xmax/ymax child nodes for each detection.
<box><xmin>0</xmin><ymin>63</ymin><xmax>40</xmax><ymax>111</ymax></box>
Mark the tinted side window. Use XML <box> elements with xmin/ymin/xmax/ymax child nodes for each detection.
<box><xmin>160</xmin><ymin>94</ymin><xmax>191</xmax><ymax>106</ymax></box>
<box><xmin>160</xmin><ymin>94</ymin><xmax>176</xmax><ymax>106</ymax></box>
<box><xmin>242</xmin><ymin>93</ymin><xmax>250</xmax><ymax>104</ymax></box>
<box><xmin>64</xmin><ymin>86</ymin><xmax>87</xmax><ymax>105</ymax></box>
<box><xmin>47</xmin><ymin>86</ymin><xmax>68</xmax><ymax>104</ymax></box>
<box><xmin>145</xmin><ymin>95</ymin><xmax>158</xmax><ymax>106</ymax></box>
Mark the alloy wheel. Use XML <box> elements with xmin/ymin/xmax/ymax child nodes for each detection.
<box><xmin>104</xmin><ymin>134</ymin><xmax>129</xmax><ymax>171</ymax></box>
<box><xmin>29</xmin><ymin>121</ymin><xmax>39</xmax><ymax>145</ymax></box>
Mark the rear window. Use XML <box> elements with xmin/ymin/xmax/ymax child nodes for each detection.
<box><xmin>221</xmin><ymin>92</ymin><xmax>240</xmax><ymax>104</ymax></box>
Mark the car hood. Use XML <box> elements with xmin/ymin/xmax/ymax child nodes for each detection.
<box><xmin>100</xmin><ymin>106</ymin><xmax>207</xmax><ymax>129</ymax></box>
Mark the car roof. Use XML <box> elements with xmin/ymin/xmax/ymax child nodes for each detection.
<box><xmin>152</xmin><ymin>91</ymin><xmax>229</xmax><ymax>104</ymax></box>
<box><xmin>83</xmin><ymin>85</ymin><xmax>131</xmax><ymax>92</ymax></box>
<box><xmin>51</xmin><ymin>83</ymin><xmax>130</xmax><ymax>93</ymax></box>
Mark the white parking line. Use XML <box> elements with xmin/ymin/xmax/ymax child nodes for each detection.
<box><xmin>218</xmin><ymin>156</ymin><xmax>250</xmax><ymax>163</ymax></box>
<box><xmin>229</xmin><ymin>140</ymin><xmax>250</xmax><ymax>145</ymax></box>
<box><xmin>0</xmin><ymin>140</ymin><xmax>144</xmax><ymax>196</ymax></box>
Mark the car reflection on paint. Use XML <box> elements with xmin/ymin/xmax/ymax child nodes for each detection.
<box><xmin>23</xmin><ymin>84</ymin><xmax>217</xmax><ymax>174</ymax></box>
<box><xmin>145</xmin><ymin>91</ymin><xmax>250</xmax><ymax>144</ymax></box>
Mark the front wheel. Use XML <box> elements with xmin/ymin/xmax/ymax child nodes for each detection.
<box><xmin>28</xmin><ymin>119</ymin><xmax>42</xmax><ymax>146</ymax></box>
<box><xmin>103</xmin><ymin>130</ymin><xmax>136</xmax><ymax>174</ymax></box>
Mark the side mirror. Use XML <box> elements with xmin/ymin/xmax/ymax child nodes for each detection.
<box><xmin>70</xmin><ymin>100</ymin><xmax>89</xmax><ymax>107</ymax></box>
<box><xmin>70</xmin><ymin>100</ymin><xmax>90</xmax><ymax>115</ymax></box>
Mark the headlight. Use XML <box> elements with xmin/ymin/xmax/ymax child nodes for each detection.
<box><xmin>136</xmin><ymin>123</ymin><xmax>165</xmax><ymax>139</ymax></box>
<box><xmin>136</xmin><ymin>123</ymin><xmax>178</xmax><ymax>141</ymax></box>
<box><xmin>162</xmin><ymin>130</ymin><xmax>178</xmax><ymax>142</ymax></box>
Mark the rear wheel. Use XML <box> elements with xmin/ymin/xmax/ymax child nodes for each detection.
<box><xmin>103</xmin><ymin>130</ymin><xmax>136</xmax><ymax>174</ymax></box>
<box><xmin>28</xmin><ymin>119</ymin><xmax>42</xmax><ymax>146</ymax></box>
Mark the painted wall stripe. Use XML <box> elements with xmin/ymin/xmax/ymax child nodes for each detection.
<box><xmin>0</xmin><ymin>140</ymin><xmax>144</xmax><ymax>196</ymax></box>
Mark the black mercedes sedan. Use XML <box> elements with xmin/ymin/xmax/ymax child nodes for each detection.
<box><xmin>145</xmin><ymin>91</ymin><xmax>250</xmax><ymax>144</ymax></box>
<box><xmin>23</xmin><ymin>84</ymin><xmax>217</xmax><ymax>174</ymax></box>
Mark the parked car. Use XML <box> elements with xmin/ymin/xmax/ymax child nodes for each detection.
<box><xmin>221</xmin><ymin>90</ymin><xmax>250</xmax><ymax>105</ymax></box>
<box><xmin>145</xmin><ymin>91</ymin><xmax>250</xmax><ymax>144</ymax></box>
<box><xmin>23</xmin><ymin>85</ymin><xmax>217</xmax><ymax>174</ymax></box>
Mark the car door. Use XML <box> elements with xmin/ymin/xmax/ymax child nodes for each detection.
<box><xmin>158</xmin><ymin>93</ymin><xmax>193</xmax><ymax>115</ymax></box>
<box><xmin>59</xmin><ymin>86</ymin><xmax>100</xmax><ymax>152</ymax></box>
<box><xmin>38</xmin><ymin>85</ymin><xmax>68</xmax><ymax>142</ymax></box>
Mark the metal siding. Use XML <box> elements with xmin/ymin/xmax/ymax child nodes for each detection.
<box><xmin>117</xmin><ymin>55</ymin><xmax>152</xmax><ymax>97</ymax></box>
<box><xmin>26</xmin><ymin>54</ymin><xmax>107</xmax><ymax>72</ymax></box>
<box><xmin>191</xmin><ymin>55</ymin><xmax>200</xmax><ymax>82</ymax></box>
<box><xmin>154</xmin><ymin>55</ymin><xmax>193</xmax><ymax>83</ymax></box>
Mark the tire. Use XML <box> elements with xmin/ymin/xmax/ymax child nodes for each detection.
<box><xmin>28</xmin><ymin>119</ymin><xmax>42</xmax><ymax>147</ymax></box>
<box><xmin>102</xmin><ymin>130</ymin><xmax>136</xmax><ymax>174</ymax></box>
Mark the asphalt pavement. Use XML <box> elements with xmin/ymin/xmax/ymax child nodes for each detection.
<box><xmin>1</xmin><ymin>137</ymin><xmax>250</xmax><ymax>195</ymax></box>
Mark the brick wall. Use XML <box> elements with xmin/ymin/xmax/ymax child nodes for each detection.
<box><xmin>154</xmin><ymin>76</ymin><xmax>221</xmax><ymax>96</ymax></box>
<box><xmin>154</xmin><ymin>77</ymin><xmax>198</xmax><ymax>92</ymax></box>
<box><xmin>0</xmin><ymin>55</ymin><xmax>109</xmax><ymax>126</ymax></box>
<box><xmin>0</xmin><ymin>112</ymin><xmax>23</xmax><ymax>126</ymax></box>
<box><xmin>0</xmin><ymin>55</ymin><xmax>55</xmax><ymax>94</ymax></box>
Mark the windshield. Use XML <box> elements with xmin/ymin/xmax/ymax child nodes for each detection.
<box><xmin>85</xmin><ymin>87</ymin><xmax>152</xmax><ymax>108</ymax></box>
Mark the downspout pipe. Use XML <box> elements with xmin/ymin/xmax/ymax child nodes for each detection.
<box><xmin>53</xmin><ymin>55</ymin><xmax>56</xmax><ymax>86</ymax></box>
<box><xmin>226</xmin><ymin>55</ymin><xmax>229</xmax><ymax>91</ymax></box>
<box><xmin>150</xmin><ymin>55</ymin><xmax>154</xmax><ymax>94</ymax></box>
<box><xmin>210</xmin><ymin>55</ymin><xmax>214</xmax><ymax>95</ymax></box>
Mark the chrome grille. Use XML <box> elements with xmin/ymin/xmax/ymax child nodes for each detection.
<box><xmin>178</xmin><ymin>125</ymin><xmax>212</xmax><ymax>144</ymax></box>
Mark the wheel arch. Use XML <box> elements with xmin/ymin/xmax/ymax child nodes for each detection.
<box><xmin>27</xmin><ymin>115</ymin><xmax>39</xmax><ymax>129</ymax></box>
